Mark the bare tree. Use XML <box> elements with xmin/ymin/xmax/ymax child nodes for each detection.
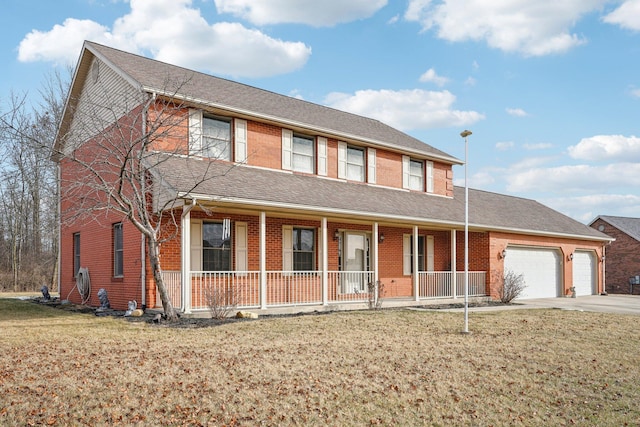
<box><xmin>54</xmin><ymin>74</ymin><xmax>232</xmax><ymax>321</ymax></box>
<box><xmin>0</xmin><ymin>71</ymin><xmax>68</xmax><ymax>292</ymax></box>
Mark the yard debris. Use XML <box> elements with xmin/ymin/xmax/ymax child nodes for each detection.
<box><xmin>236</xmin><ymin>310</ymin><xmax>258</xmax><ymax>319</ymax></box>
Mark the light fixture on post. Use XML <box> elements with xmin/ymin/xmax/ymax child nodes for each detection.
<box><xmin>460</xmin><ymin>129</ymin><xmax>472</xmax><ymax>334</ymax></box>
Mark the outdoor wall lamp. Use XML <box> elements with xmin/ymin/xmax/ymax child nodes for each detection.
<box><xmin>499</xmin><ymin>249</ymin><xmax>507</xmax><ymax>259</ymax></box>
<box><xmin>378</xmin><ymin>233</ymin><xmax>385</xmax><ymax>244</ymax></box>
<box><xmin>334</xmin><ymin>230</ymin><xmax>340</xmax><ymax>241</ymax></box>
<box><xmin>567</xmin><ymin>253</ymin><xmax>574</xmax><ymax>261</ymax></box>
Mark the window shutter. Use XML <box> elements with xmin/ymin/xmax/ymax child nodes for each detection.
<box><xmin>235</xmin><ymin>222</ymin><xmax>248</xmax><ymax>274</ymax></box>
<box><xmin>403</xmin><ymin>234</ymin><xmax>412</xmax><ymax>275</ymax></box>
<box><xmin>188</xmin><ymin>109</ymin><xmax>203</xmax><ymax>154</ymax></box>
<box><xmin>426</xmin><ymin>235</ymin><xmax>434</xmax><ymax>272</ymax></box>
<box><xmin>190</xmin><ymin>221</ymin><xmax>202</xmax><ymax>271</ymax></box>
<box><xmin>282</xmin><ymin>225</ymin><xmax>293</xmax><ymax>271</ymax></box>
<box><xmin>317</xmin><ymin>227</ymin><xmax>323</xmax><ymax>271</ymax></box>
<box><xmin>234</xmin><ymin>119</ymin><xmax>247</xmax><ymax>163</ymax></box>
<box><xmin>402</xmin><ymin>155</ymin><xmax>410</xmax><ymax>189</ymax></box>
<box><xmin>317</xmin><ymin>137</ymin><xmax>327</xmax><ymax>176</ymax></box>
<box><xmin>338</xmin><ymin>141</ymin><xmax>347</xmax><ymax>179</ymax></box>
<box><xmin>367</xmin><ymin>148</ymin><xmax>376</xmax><ymax>184</ymax></box>
<box><xmin>282</xmin><ymin>129</ymin><xmax>293</xmax><ymax>170</ymax></box>
<box><xmin>426</xmin><ymin>161</ymin><xmax>434</xmax><ymax>193</ymax></box>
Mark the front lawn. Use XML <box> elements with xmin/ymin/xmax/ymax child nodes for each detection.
<box><xmin>1</xmin><ymin>299</ymin><xmax>638</xmax><ymax>426</ymax></box>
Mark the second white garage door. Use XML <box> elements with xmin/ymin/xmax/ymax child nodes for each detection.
<box><xmin>504</xmin><ymin>247</ymin><xmax>562</xmax><ymax>299</ymax></box>
<box><xmin>572</xmin><ymin>251</ymin><xmax>596</xmax><ymax>296</ymax></box>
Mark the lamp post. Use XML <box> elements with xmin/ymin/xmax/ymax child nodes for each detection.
<box><xmin>460</xmin><ymin>130</ymin><xmax>472</xmax><ymax>334</ymax></box>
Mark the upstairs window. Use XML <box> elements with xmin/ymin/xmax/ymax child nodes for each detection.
<box><xmin>292</xmin><ymin>134</ymin><xmax>314</xmax><ymax>173</ymax></box>
<box><xmin>338</xmin><ymin>142</ymin><xmax>366</xmax><ymax>182</ymax></box>
<box><xmin>188</xmin><ymin>109</ymin><xmax>231</xmax><ymax>161</ymax></box>
<box><xmin>347</xmin><ymin>146</ymin><xmax>365</xmax><ymax>181</ymax></box>
<box><xmin>202</xmin><ymin>116</ymin><xmax>231</xmax><ymax>160</ymax></box>
<box><xmin>282</xmin><ymin>129</ymin><xmax>315</xmax><ymax>174</ymax></box>
<box><xmin>409</xmin><ymin>159</ymin><xmax>424</xmax><ymax>191</ymax></box>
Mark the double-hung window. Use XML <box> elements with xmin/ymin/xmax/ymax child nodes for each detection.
<box><xmin>202</xmin><ymin>116</ymin><xmax>231</xmax><ymax>161</ymax></box>
<box><xmin>113</xmin><ymin>223</ymin><xmax>123</xmax><ymax>277</ymax></box>
<box><xmin>346</xmin><ymin>146</ymin><xmax>365</xmax><ymax>181</ymax></box>
<box><xmin>282</xmin><ymin>130</ymin><xmax>315</xmax><ymax>173</ymax></box>
<box><xmin>409</xmin><ymin>159</ymin><xmax>424</xmax><ymax>191</ymax></box>
<box><xmin>73</xmin><ymin>233</ymin><xmax>81</xmax><ymax>277</ymax></box>
<box><xmin>292</xmin><ymin>134</ymin><xmax>315</xmax><ymax>173</ymax></box>
<box><xmin>202</xmin><ymin>222</ymin><xmax>232</xmax><ymax>271</ymax></box>
<box><xmin>293</xmin><ymin>228</ymin><xmax>315</xmax><ymax>271</ymax></box>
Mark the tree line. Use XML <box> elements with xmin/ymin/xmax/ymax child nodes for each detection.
<box><xmin>0</xmin><ymin>71</ymin><xmax>68</xmax><ymax>292</ymax></box>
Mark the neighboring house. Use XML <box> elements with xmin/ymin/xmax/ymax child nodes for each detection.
<box><xmin>590</xmin><ymin>216</ymin><xmax>640</xmax><ymax>294</ymax></box>
<box><xmin>53</xmin><ymin>41</ymin><xmax>611</xmax><ymax>313</ymax></box>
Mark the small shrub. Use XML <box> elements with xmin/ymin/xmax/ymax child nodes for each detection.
<box><xmin>367</xmin><ymin>280</ymin><xmax>385</xmax><ymax>310</ymax></box>
<box><xmin>203</xmin><ymin>286</ymin><xmax>238</xmax><ymax>319</ymax></box>
<box><xmin>499</xmin><ymin>269</ymin><xmax>526</xmax><ymax>303</ymax></box>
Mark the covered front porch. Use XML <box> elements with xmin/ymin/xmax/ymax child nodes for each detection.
<box><xmin>155</xmin><ymin>203</ymin><xmax>488</xmax><ymax>314</ymax></box>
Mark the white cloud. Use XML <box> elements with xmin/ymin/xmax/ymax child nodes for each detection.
<box><xmin>404</xmin><ymin>0</ymin><xmax>607</xmax><ymax>56</ymax></box>
<box><xmin>523</xmin><ymin>142</ymin><xmax>552</xmax><ymax>150</ymax></box>
<box><xmin>324</xmin><ymin>88</ymin><xmax>484</xmax><ymax>130</ymax></box>
<box><xmin>214</xmin><ymin>0</ymin><xmax>387</xmax><ymax>26</ymax></box>
<box><xmin>419</xmin><ymin>68</ymin><xmax>449</xmax><ymax>86</ymax></box>
<box><xmin>603</xmin><ymin>0</ymin><xmax>640</xmax><ymax>31</ymax></box>
<box><xmin>543</xmin><ymin>193</ymin><xmax>640</xmax><ymax>222</ymax></box>
<box><xmin>18</xmin><ymin>18</ymin><xmax>117</xmax><ymax>64</ymax></box>
<box><xmin>631</xmin><ymin>88</ymin><xmax>640</xmax><ymax>98</ymax></box>
<box><xmin>568</xmin><ymin>135</ymin><xmax>640</xmax><ymax>162</ymax></box>
<box><xmin>506</xmin><ymin>107</ymin><xmax>528</xmax><ymax>117</ymax></box>
<box><xmin>464</xmin><ymin>77</ymin><xmax>477</xmax><ymax>86</ymax></box>
<box><xmin>495</xmin><ymin>141</ymin><xmax>514</xmax><ymax>151</ymax></box>
<box><xmin>17</xmin><ymin>0</ymin><xmax>311</xmax><ymax>78</ymax></box>
<box><xmin>505</xmin><ymin>163</ymin><xmax>640</xmax><ymax>193</ymax></box>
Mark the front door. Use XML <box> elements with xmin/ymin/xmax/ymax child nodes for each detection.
<box><xmin>342</xmin><ymin>232</ymin><xmax>369</xmax><ymax>293</ymax></box>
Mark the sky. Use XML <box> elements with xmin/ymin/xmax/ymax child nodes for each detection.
<box><xmin>2</xmin><ymin>0</ymin><xmax>639</xmax><ymax>224</ymax></box>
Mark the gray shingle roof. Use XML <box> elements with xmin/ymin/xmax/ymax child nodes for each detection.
<box><xmin>85</xmin><ymin>41</ymin><xmax>459</xmax><ymax>163</ymax></box>
<box><xmin>151</xmin><ymin>154</ymin><xmax>610</xmax><ymax>241</ymax></box>
<box><xmin>595</xmin><ymin>216</ymin><xmax>640</xmax><ymax>241</ymax></box>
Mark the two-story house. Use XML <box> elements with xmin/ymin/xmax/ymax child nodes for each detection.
<box><xmin>53</xmin><ymin>42</ymin><xmax>611</xmax><ymax>313</ymax></box>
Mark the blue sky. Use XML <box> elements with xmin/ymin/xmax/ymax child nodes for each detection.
<box><xmin>2</xmin><ymin>0</ymin><xmax>640</xmax><ymax>223</ymax></box>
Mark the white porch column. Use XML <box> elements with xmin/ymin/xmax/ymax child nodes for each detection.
<box><xmin>322</xmin><ymin>217</ymin><xmax>328</xmax><ymax>306</ymax></box>
<box><xmin>372</xmin><ymin>222</ymin><xmax>380</xmax><ymax>304</ymax></box>
<box><xmin>260</xmin><ymin>211</ymin><xmax>267</xmax><ymax>309</ymax></box>
<box><xmin>180</xmin><ymin>206</ymin><xmax>192</xmax><ymax>314</ymax></box>
<box><xmin>413</xmin><ymin>225</ymin><xmax>419</xmax><ymax>301</ymax></box>
<box><xmin>451</xmin><ymin>229</ymin><xmax>457</xmax><ymax>299</ymax></box>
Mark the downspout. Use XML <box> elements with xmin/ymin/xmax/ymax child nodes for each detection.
<box><xmin>56</xmin><ymin>163</ymin><xmax>61</xmax><ymax>294</ymax></box>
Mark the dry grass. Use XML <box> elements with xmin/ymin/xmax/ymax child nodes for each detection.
<box><xmin>1</xmin><ymin>299</ymin><xmax>639</xmax><ymax>426</ymax></box>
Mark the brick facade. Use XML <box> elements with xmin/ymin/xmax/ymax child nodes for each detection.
<box><xmin>590</xmin><ymin>218</ymin><xmax>640</xmax><ymax>294</ymax></box>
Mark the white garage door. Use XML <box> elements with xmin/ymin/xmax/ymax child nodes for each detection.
<box><xmin>504</xmin><ymin>247</ymin><xmax>562</xmax><ymax>299</ymax></box>
<box><xmin>573</xmin><ymin>251</ymin><xmax>596</xmax><ymax>296</ymax></box>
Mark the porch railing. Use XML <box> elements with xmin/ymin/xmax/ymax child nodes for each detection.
<box><xmin>418</xmin><ymin>271</ymin><xmax>486</xmax><ymax>299</ymax></box>
<box><xmin>161</xmin><ymin>269</ymin><xmax>486</xmax><ymax>311</ymax></box>
<box><xmin>157</xmin><ymin>270</ymin><xmax>182</xmax><ymax>308</ymax></box>
<box><xmin>328</xmin><ymin>271</ymin><xmax>375</xmax><ymax>303</ymax></box>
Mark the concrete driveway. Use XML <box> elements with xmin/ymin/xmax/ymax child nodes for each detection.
<box><xmin>512</xmin><ymin>294</ymin><xmax>640</xmax><ymax>315</ymax></box>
